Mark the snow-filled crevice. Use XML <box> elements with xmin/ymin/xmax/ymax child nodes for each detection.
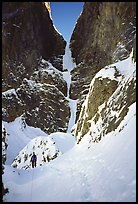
<box><xmin>62</xmin><ymin>44</ymin><xmax>77</xmax><ymax>133</ymax></box>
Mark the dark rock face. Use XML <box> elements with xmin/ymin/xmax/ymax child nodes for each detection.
<box><xmin>30</xmin><ymin>60</ymin><xmax>68</xmax><ymax>97</ymax></box>
<box><xmin>2</xmin><ymin>2</ymin><xmax>66</xmax><ymax>92</ymax></box>
<box><xmin>70</xmin><ymin>2</ymin><xmax>136</xmax><ymax>119</ymax></box>
<box><xmin>2</xmin><ymin>74</ymin><xmax>70</xmax><ymax>134</ymax></box>
<box><xmin>70</xmin><ymin>2</ymin><xmax>136</xmax><ymax>65</ymax></box>
<box><xmin>2</xmin><ymin>90</ymin><xmax>24</xmax><ymax>122</ymax></box>
<box><xmin>16</xmin><ymin>78</ymin><xmax>70</xmax><ymax>134</ymax></box>
<box><xmin>2</xmin><ymin>2</ymin><xmax>70</xmax><ymax>134</ymax></box>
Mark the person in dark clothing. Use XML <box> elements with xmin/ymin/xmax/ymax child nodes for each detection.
<box><xmin>30</xmin><ymin>152</ymin><xmax>37</xmax><ymax>168</ymax></box>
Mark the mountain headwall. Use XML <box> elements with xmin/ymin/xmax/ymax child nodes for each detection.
<box><xmin>70</xmin><ymin>2</ymin><xmax>136</xmax><ymax>120</ymax></box>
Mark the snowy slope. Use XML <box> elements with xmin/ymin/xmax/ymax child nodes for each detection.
<box><xmin>2</xmin><ymin>117</ymin><xmax>75</xmax><ymax>170</ymax></box>
<box><xmin>2</xmin><ymin>47</ymin><xmax>136</xmax><ymax>202</ymax></box>
<box><xmin>11</xmin><ymin>136</ymin><xmax>62</xmax><ymax>170</ymax></box>
<box><xmin>3</xmin><ymin>102</ymin><xmax>136</xmax><ymax>202</ymax></box>
<box><xmin>2</xmin><ymin>117</ymin><xmax>47</xmax><ymax>165</ymax></box>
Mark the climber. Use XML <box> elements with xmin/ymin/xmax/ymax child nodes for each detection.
<box><xmin>30</xmin><ymin>152</ymin><xmax>37</xmax><ymax>168</ymax></box>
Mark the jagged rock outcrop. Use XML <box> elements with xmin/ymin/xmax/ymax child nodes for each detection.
<box><xmin>2</xmin><ymin>58</ymin><xmax>70</xmax><ymax>132</ymax></box>
<box><xmin>30</xmin><ymin>60</ymin><xmax>67</xmax><ymax>97</ymax></box>
<box><xmin>2</xmin><ymin>89</ymin><xmax>24</xmax><ymax>122</ymax></box>
<box><xmin>74</xmin><ymin>53</ymin><xmax>136</xmax><ymax>143</ymax></box>
<box><xmin>2</xmin><ymin>2</ymin><xmax>66</xmax><ymax>92</ymax></box>
<box><xmin>2</xmin><ymin>2</ymin><xmax>70</xmax><ymax>134</ymax></box>
<box><xmin>16</xmin><ymin>78</ymin><xmax>70</xmax><ymax>134</ymax></box>
<box><xmin>70</xmin><ymin>2</ymin><xmax>136</xmax><ymax>120</ymax></box>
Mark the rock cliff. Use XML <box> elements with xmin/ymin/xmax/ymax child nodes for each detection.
<box><xmin>2</xmin><ymin>2</ymin><xmax>69</xmax><ymax>134</ymax></box>
<box><xmin>2</xmin><ymin>2</ymin><xmax>66</xmax><ymax>92</ymax></box>
<box><xmin>70</xmin><ymin>2</ymin><xmax>136</xmax><ymax>120</ymax></box>
<box><xmin>70</xmin><ymin>2</ymin><xmax>136</xmax><ymax>143</ymax></box>
<box><xmin>74</xmin><ymin>54</ymin><xmax>136</xmax><ymax>143</ymax></box>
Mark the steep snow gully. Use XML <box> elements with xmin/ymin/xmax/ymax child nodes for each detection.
<box><xmin>63</xmin><ymin>44</ymin><xmax>77</xmax><ymax>133</ymax></box>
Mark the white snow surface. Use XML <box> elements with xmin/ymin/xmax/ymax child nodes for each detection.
<box><xmin>3</xmin><ymin>117</ymin><xmax>47</xmax><ymax>165</ymax></box>
<box><xmin>63</xmin><ymin>44</ymin><xmax>76</xmax><ymax>71</ymax></box>
<box><xmin>11</xmin><ymin>136</ymin><xmax>62</xmax><ymax>170</ymax></box>
<box><xmin>3</xmin><ymin>102</ymin><xmax>136</xmax><ymax>202</ymax></box>
<box><xmin>2</xmin><ymin>51</ymin><xmax>136</xmax><ymax>202</ymax></box>
<box><xmin>62</xmin><ymin>44</ymin><xmax>77</xmax><ymax>133</ymax></box>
